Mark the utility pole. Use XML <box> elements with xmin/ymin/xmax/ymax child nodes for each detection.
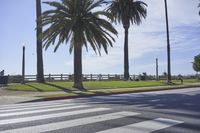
<box><xmin>22</xmin><ymin>44</ymin><xmax>25</xmax><ymax>84</ymax></box>
<box><xmin>156</xmin><ymin>58</ymin><xmax>159</xmax><ymax>81</ymax></box>
<box><xmin>164</xmin><ymin>0</ymin><xmax>171</xmax><ymax>83</ymax></box>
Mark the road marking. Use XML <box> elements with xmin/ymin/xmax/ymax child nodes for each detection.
<box><xmin>0</xmin><ymin>103</ymin><xmax>76</xmax><ymax>113</ymax></box>
<box><xmin>0</xmin><ymin>101</ymin><xmax>72</xmax><ymax>110</ymax></box>
<box><xmin>96</xmin><ymin>118</ymin><xmax>184</xmax><ymax>133</ymax></box>
<box><xmin>0</xmin><ymin>105</ymin><xmax>89</xmax><ymax>117</ymax></box>
<box><xmin>0</xmin><ymin>108</ymin><xmax>111</xmax><ymax>125</ymax></box>
<box><xmin>1</xmin><ymin>99</ymin><xmax>73</xmax><ymax>107</ymax></box>
<box><xmin>0</xmin><ymin>111</ymin><xmax>140</xmax><ymax>133</ymax></box>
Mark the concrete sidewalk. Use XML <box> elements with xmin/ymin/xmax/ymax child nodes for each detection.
<box><xmin>1</xmin><ymin>84</ymin><xmax>200</xmax><ymax>105</ymax></box>
<box><xmin>0</xmin><ymin>87</ymin><xmax>65</xmax><ymax>105</ymax></box>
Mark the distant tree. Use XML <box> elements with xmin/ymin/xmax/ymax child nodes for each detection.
<box><xmin>193</xmin><ymin>54</ymin><xmax>200</xmax><ymax>74</ymax></box>
<box><xmin>36</xmin><ymin>0</ymin><xmax>45</xmax><ymax>83</ymax></box>
<box><xmin>39</xmin><ymin>0</ymin><xmax>117</xmax><ymax>90</ymax></box>
<box><xmin>141</xmin><ymin>72</ymin><xmax>147</xmax><ymax>80</ymax></box>
<box><xmin>163</xmin><ymin>72</ymin><xmax>167</xmax><ymax>77</ymax></box>
<box><xmin>107</xmin><ymin>0</ymin><xmax>147</xmax><ymax>80</ymax></box>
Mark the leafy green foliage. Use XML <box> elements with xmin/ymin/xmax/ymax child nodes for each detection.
<box><xmin>38</xmin><ymin>0</ymin><xmax>118</xmax><ymax>89</ymax></box>
<box><xmin>39</xmin><ymin>0</ymin><xmax>118</xmax><ymax>54</ymax></box>
<box><xmin>193</xmin><ymin>54</ymin><xmax>200</xmax><ymax>72</ymax></box>
<box><xmin>107</xmin><ymin>0</ymin><xmax>147</xmax><ymax>80</ymax></box>
<box><xmin>107</xmin><ymin>0</ymin><xmax>147</xmax><ymax>27</ymax></box>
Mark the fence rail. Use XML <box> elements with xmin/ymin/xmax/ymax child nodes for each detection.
<box><xmin>6</xmin><ymin>74</ymin><xmax>197</xmax><ymax>83</ymax></box>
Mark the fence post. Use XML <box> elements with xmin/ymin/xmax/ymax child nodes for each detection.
<box><xmin>108</xmin><ymin>74</ymin><xmax>110</xmax><ymax>80</ymax></box>
<box><xmin>90</xmin><ymin>74</ymin><xmax>92</xmax><ymax>81</ymax></box>
<box><xmin>49</xmin><ymin>74</ymin><xmax>51</xmax><ymax>81</ymax></box>
<box><xmin>61</xmin><ymin>74</ymin><xmax>63</xmax><ymax>81</ymax></box>
<box><xmin>99</xmin><ymin>74</ymin><xmax>102</xmax><ymax>81</ymax></box>
<box><xmin>7</xmin><ymin>74</ymin><xmax>10</xmax><ymax>83</ymax></box>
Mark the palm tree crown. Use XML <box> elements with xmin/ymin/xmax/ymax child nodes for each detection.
<box><xmin>107</xmin><ymin>0</ymin><xmax>147</xmax><ymax>80</ymax></box>
<box><xmin>39</xmin><ymin>0</ymin><xmax>117</xmax><ymax>89</ymax></box>
<box><xmin>108</xmin><ymin>0</ymin><xmax>147</xmax><ymax>27</ymax></box>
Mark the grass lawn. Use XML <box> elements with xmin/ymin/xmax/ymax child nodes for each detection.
<box><xmin>6</xmin><ymin>79</ymin><xmax>200</xmax><ymax>99</ymax></box>
<box><xmin>7</xmin><ymin>79</ymin><xmax>199</xmax><ymax>92</ymax></box>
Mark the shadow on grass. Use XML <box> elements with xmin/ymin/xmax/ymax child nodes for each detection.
<box><xmin>25</xmin><ymin>84</ymin><xmax>43</xmax><ymax>92</ymax></box>
<box><xmin>43</xmin><ymin>82</ymin><xmax>74</xmax><ymax>93</ymax></box>
<box><xmin>43</xmin><ymin>82</ymin><xmax>87</xmax><ymax>93</ymax></box>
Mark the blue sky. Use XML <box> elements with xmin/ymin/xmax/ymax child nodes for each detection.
<box><xmin>0</xmin><ymin>0</ymin><xmax>200</xmax><ymax>76</ymax></box>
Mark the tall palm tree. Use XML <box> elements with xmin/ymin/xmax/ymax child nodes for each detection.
<box><xmin>36</xmin><ymin>0</ymin><xmax>45</xmax><ymax>83</ymax></box>
<box><xmin>107</xmin><ymin>0</ymin><xmax>147</xmax><ymax>80</ymax></box>
<box><xmin>39</xmin><ymin>0</ymin><xmax>117</xmax><ymax>90</ymax></box>
<box><xmin>164</xmin><ymin>0</ymin><xmax>171</xmax><ymax>83</ymax></box>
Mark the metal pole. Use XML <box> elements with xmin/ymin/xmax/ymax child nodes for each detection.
<box><xmin>22</xmin><ymin>45</ymin><xmax>25</xmax><ymax>84</ymax></box>
<box><xmin>156</xmin><ymin>58</ymin><xmax>159</xmax><ymax>81</ymax></box>
<box><xmin>164</xmin><ymin>0</ymin><xmax>171</xmax><ymax>83</ymax></box>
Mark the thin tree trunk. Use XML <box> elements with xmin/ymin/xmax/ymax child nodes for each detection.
<box><xmin>36</xmin><ymin>0</ymin><xmax>44</xmax><ymax>83</ymax></box>
<box><xmin>164</xmin><ymin>0</ymin><xmax>171</xmax><ymax>83</ymax></box>
<box><xmin>73</xmin><ymin>43</ymin><xmax>84</xmax><ymax>90</ymax></box>
<box><xmin>124</xmin><ymin>26</ymin><xmax>130</xmax><ymax>80</ymax></box>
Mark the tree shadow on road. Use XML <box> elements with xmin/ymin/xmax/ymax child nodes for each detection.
<box><xmin>87</xmin><ymin>92</ymin><xmax>200</xmax><ymax>116</ymax></box>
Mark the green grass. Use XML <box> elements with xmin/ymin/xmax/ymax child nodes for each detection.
<box><xmin>6</xmin><ymin>79</ymin><xmax>200</xmax><ymax>99</ymax></box>
<box><xmin>7</xmin><ymin>79</ymin><xmax>200</xmax><ymax>92</ymax></box>
<box><xmin>8</xmin><ymin>82</ymin><xmax>74</xmax><ymax>91</ymax></box>
<box><xmin>83</xmin><ymin>80</ymin><xmax>167</xmax><ymax>89</ymax></box>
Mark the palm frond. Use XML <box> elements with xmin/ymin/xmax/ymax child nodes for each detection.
<box><xmin>107</xmin><ymin>0</ymin><xmax>147</xmax><ymax>26</ymax></box>
<box><xmin>38</xmin><ymin>0</ymin><xmax>117</xmax><ymax>54</ymax></box>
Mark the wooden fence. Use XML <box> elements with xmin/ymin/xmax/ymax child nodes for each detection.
<box><xmin>8</xmin><ymin>74</ymin><xmax>157</xmax><ymax>83</ymax></box>
<box><xmin>7</xmin><ymin>74</ymin><xmax>196</xmax><ymax>83</ymax></box>
<box><xmin>24</xmin><ymin>74</ymin><xmax>144</xmax><ymax>81</ymax></box>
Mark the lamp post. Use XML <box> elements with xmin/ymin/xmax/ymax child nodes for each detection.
<box><xmin>164</xmin><ymin>0</ymin><xmax>171</xmax><ymax>83</ymax></box>
<box><xmin>156</xmin><ymin>58</ymin><xmax>159</xmax><ymax>81</ymax></box>
<box><xmin>22</xmin><ymin>44</ymin><xmax>25</xmax><ymax>84</ymax></box>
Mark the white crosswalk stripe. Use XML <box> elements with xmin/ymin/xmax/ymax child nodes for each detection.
<box><xmin>96</xmin><ymin>118</ymin><xmax>184</xmax><ymax>133</ymax></box>
<box><xmin>0</xmin><ymin>107</ymin><xmax>111</xmax><ymax>125</ymax></box>
<box><xmin>0</xmin><ymin>103</ymin><xmax>76</xmax><ymax>113</ymax></box>
<box><xmin>0</xmin><ymin>105</ymin><xmax>89</xmax><ymax>117</ymax></box>
<box><xmin>0</xmin><ymin>101</ymin><xmax>184</xmax><ymax>133</ymax></box>
<box><xmin>0</xmin><ymin>111</ymin><xmax>140</xmax><ymax>133</ymax></box>
<box><xmin>0</xmin><ymin>101</ymin><xmax>71</xmax><ymax>110</ymax></box>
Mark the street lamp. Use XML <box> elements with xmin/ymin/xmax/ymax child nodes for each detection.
<box><xmin>22</xmin><ymin>43</ymin><xmax>25</xmax><ymax>84</ymax></box>
<box><xmin>156</xmin><ymin>58</ymin><xmax>159</xmax><ymax>81</ymax></box>
<box><xmin>164</xmin><ymin>0</ymin><xmax>171</xmax><ymax>83</ymax></box>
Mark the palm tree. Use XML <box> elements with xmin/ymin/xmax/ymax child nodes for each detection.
<box><xmin>36</xmin><ymin>0</ymin><xmax>45</xmax><ymax>83</ymax></box>
<box><xmin>39</xmin><ymin>0</ymin><xmax>117</xmax><ymax>90</ymax></box>
<box><xmin>164</xmin><ymin>0</ymin><xmax>171</xmax><ymax>83</ymax></box>
<box><xmin>107</xmin><ymin>0</ymin><xmax>147</xmax><ymax>80</ymax></box>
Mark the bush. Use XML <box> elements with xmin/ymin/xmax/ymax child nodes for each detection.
<box><xmin>8</xmin><ymin>75</ymin><xmax>23</xmax><ymax>83</ymax></box>
<box><xmin>0</xmin><ymin>76</ymin><xmax>8</xmax><ymax>85</ymax></box>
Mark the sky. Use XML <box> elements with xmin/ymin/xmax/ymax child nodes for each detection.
<box><xmin>0</xmin><ymin>0</ymin><xmax>200</xmax><ymax>76</ymax></box>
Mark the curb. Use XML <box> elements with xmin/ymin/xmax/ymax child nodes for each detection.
<box><xmin>24</xmin><ymin>85</ymin><xmax>200</xmax><ymax>103</ymax></box>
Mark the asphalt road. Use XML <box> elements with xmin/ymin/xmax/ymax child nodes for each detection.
<box><xmin>0</xmin><ymin>87</ymin><xmax>200</xmax><ymax>133</ymax></box>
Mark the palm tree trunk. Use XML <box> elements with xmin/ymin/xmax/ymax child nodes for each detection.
<box><xmin>36</xmin><ymin>0</ymin><xmax>44</xmax><ymax>83</ymax></box>
<box><xmin>73</xmin><ymin>43</ymin><xmax>84</xmax><ymax>90</ymax></box>
<box><xmin>164</xmin><ymin>0</ymin><xmax>171</xmax><ymax>83</ymax></box>
<box><xmin>124</xmin><ymin>26</ymin><xmax>130</xmax><ymax>80</ymax></box>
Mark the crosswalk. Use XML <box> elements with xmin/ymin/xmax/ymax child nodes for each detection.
<box><xmin>0</xmin><ymin>100</ymin><xmax>183</xmax><ymax>133</ymax></box>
